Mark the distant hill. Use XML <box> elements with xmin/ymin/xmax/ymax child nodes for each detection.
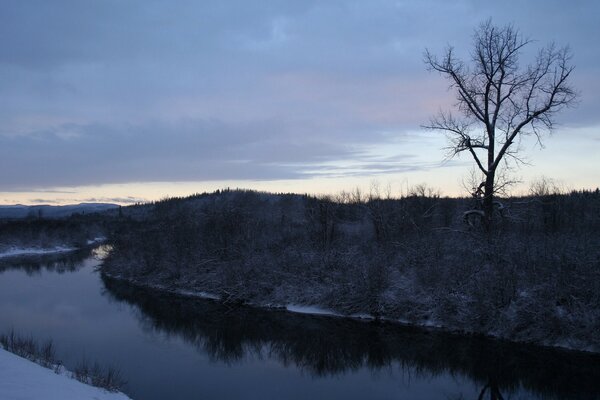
<box><xmin>0</xmin><ymin>203</ymin><xmax>118</xmax><ymax>219</ymax></box>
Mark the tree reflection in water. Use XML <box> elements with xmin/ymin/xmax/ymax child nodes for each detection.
<box><xmin>101</xmin><ymin>276</ymin><xmax>600</xmax><ymax>400</ymax></box>
<box><xmin>0</xmin><ymin>248</ymin><xmax>93</xmax><ymax>275</ymax></box>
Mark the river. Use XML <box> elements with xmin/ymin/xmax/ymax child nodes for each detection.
<box><xmin>0</xmin><ymin>248</ymin><xmax>598</xmax><ymax>399</ymax></box>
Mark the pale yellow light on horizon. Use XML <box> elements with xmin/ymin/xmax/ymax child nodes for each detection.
<box><xmin>0</xmin><ymin>171</ymin><xmax>466</xmax><ymax>206</ymax></box>
<box><xmin>1</xmin><ymin>125</ymin><xmax>597</xmax><ymax>206</ymax></box>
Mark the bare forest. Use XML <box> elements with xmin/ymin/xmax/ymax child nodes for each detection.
<box><xmin>102</xmin><ymin>188</ymin><xmax>600</xmax><ymax>352</ymax></box>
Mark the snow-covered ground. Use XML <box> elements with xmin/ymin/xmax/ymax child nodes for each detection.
<box><xmin>0</xmin><ymin>238</ymin><xmax>106</xmax><ymax>259</ymax></box>
<box><xmin>0</xmin><ymin>348</ymin><xmax>131</xmax><ymax>400</ymax></box>
<box><xmin>0</xmin><ymin>246</ymin><xmax>77</xmax><ymax>259</ymax></box>
<box><xmin>285</xmin><ymin>304</ymin><xmax>342</xmax><ymax>317</ymax></box>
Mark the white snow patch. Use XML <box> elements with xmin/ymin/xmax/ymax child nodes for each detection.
<box><xmin>0</xmin><ymin>246</ymin><xmax>77</xmax><ymax>259</ymax></box>
<box><xmin>104</xmin><ymin>275</ymin><xmax>222</xmax><ymax>302</ymax></box>
<box><xmin>349</xmin><ymin>313</ymin><xmax>375</xmax><ymax>320</ymax></box>
<box><xmin>420</xmin><ymin>319</ymin><xmax>443</xmax><ymax>328</ymax></box>
<box><xmin>0</xmin><ymin>348</ymin><xmax>131</xmax><ymax>400</ymax></box>
<box><xmin>177</xmin><ymin>290</ymin><xmax>220</xmax><ymax>300</ymax></box>
<box><xmin>286</xmin><ymin>305</ymin><xmax>341</xmax><ymax>317</ymax></box>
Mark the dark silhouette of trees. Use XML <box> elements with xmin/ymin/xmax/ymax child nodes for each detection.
<box><xmin>102</xmin><ymin>274</ymin><xmax>600</xmax><ymax>400</ymax></box>
<box><xmin>102</xmin><ymin>189</ymin><xmax>600</xmax><ymax>352</ymax></box>
<box><xmin>424</xmin><ymin>20</ymin><xmax>577</xmax><ymax>230</ymax></box>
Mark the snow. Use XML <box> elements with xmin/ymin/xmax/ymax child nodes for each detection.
<box><xmin>349</xmin><ymin>313</ymin><xmax>376</xmax><ymax>320</ymax></box>
<box><xmin>0</xmin><ymin>348</ymin><xmax>131</xmax><ymax>400</ymax></box>
<box><xmin>103</xmin><ymin>273</ymin><xmax>222</xmax><ymax>301</ymax></box>
<box><xmin>0</xmin><ymin>246</ymin><xmax>77</xmax><ymax>259</ymax></box>
<box><xmin>285</xmin><ymin>304</ymin><xmax>341</xmax><ymax>317</ymax></box>
<box><xmin>285</xmin><ymin>305</ymin><xmax>377</xmax><ymax>321</ymax></box>
<box><xmin>0</xmin><ymin>238</ymin><xmax>106</xmax><ymax>259</ymax></box>
<box><xmin>178</xmin><ymin>289</ymin><xmax>220</xmax><ymax>300</ymax></box>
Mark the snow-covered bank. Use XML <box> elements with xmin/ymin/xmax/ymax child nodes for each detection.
<box><xmin>285</xmin><ymin>304</ymin><xmax>342</xmax><ymax>316</ymax></box>
<box><xmin>0</xmin><ymin>246</ymin><xmax>77</xmax><ymax>259</ymax></box>
<box><xmin>0</xmin><ymin>238</ymin><xmax>106</xmax><ymax>259</ymax></box>
<box><xmin>0</xmin><ymin>348</ymin><xmax>130</xmax><ymax>400</ymax></box>
<box><xmin>102</xmin><ymin>271</ymin><xmax>599</xmax><ymax>355</ymax></box>
<box><xmin>103</xmin><ymin>190</ymin><xmax>600</xmax><ymax>356</ymax></box>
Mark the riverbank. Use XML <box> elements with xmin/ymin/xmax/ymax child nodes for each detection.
<box><xmin>1</xmin><ymin>247</ymin><xmax>598</xmax><ymax>400</ymax></box>
<box><xmin>0</xmin><ymin>348</ymin><xmax>130</xmax><ymax>400</ymax></box>
<box><xmin>101</xmin><ymin>274</ymin><xmax>600</xmax><ymax>400</ymax></box>
<box><xmin>0</xmin><ymin>238</ymin><xmax>106</xmax><ymax>259</ymax></box>
<box><xmin>102</xmin><ymin>270</ymin><xmax>599</xmax><ymax>355</ymax></box>
<box><xmin>0</xmin><ymin>245</ymin><xmax>78</xmax><ymax>259</ymax></box>
<box><xmin>103</xmin><ymin>189</ymin><xmax>600</xmax><ymax>355</ymax></box>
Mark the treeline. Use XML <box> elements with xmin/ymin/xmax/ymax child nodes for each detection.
<box><xmin>102</xmin><ymin>188</ymin><xmax>600</xmax><ymax>352</ymax></box>
<box><xmin>0</xmin><ymin>215</ymin><xmax>108</xmax><ymax>253</ymax></box>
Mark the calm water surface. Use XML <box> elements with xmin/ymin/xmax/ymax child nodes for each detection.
<box><xmin>0</xmin><ymin>249</ymin><xmax>599</xmax><ymax>400</ymax></box>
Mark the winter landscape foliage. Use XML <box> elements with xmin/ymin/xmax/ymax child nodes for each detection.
<box><xmin>102</xmin><ymin>187</ymin><xmax>600</xmax><ymax>352</ymax></box>
<box><xmin>0</xmin><ymin>216</ymin><xmax>106</xmax><ymax>257</ymax></box>
<box><xmin>102</xmin><ymin>275</ymin><xmax>600</xmax><ymax>400</ymax></box>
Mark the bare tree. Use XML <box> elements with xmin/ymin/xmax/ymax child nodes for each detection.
<box><xmin>424</xmin><ymin>20</ymin><xmax>577</xmax><ymax>230</ymax></box>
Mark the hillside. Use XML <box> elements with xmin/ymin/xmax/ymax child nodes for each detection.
<box><xmin>102</xmin><ymin>189</ymin><xmax>600</xmax><ymax>352</ymax></box>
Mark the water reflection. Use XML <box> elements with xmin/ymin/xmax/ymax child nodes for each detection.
<box><xmin>0</xmin><ymin>248</ymin><xmax>93</xmax><ymax>275</ymax></box>
<box><xmin>102</xmin><ymin>275</ymin><xmax>600</xmax><ymax>400</ymax></box>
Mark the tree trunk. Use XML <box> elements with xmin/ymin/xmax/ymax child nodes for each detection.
<box><xmin>482</xmin><ymin>172</ymin><xmax>495</xmax><ymax>231</ymax></box>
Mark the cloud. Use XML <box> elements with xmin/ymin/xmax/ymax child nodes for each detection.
<box><xmin>24</xmin><ymin>196</ymin><xmax>146</xmax><ymax>205</ymax></box>
<box><xmin>0</xmin><ymin>118</ymin><xmax>427</xmax><ymax>190</ymax></box>
<box><xmin>0</xmin><ymin>0</ymin><xmax>598</xmax><ymax>193</ymax></box>
<box><xmin>27</xmin><ymin>199</ymin><xmax>62</xmax><ymax>205</ymax></box>
<box><xmin>82</xmin><ymin>197</ymin><xmax>147</xmax><ymax>205</ymax></box>
<box><xmin>29</xmin><ymin>189</ymin><xmax>77</xmax><ymax>194</ymax></box>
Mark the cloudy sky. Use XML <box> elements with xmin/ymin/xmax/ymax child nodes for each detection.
<box><xmin>1</xmin><ymin>0</ymin><xmax>598</xmax><ymax>204</ymax></box>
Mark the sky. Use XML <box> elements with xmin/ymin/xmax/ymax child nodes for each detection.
<box><xmin>1</xmin><ymin>0</ymin><xmax>598</xmax><ymax>205</ymax></box>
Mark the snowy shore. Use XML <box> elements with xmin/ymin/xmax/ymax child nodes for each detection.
<box><xmin>0</xmin><ymin>348</ymin><xmax>130</xmax><ymax>400</ymax></box>
<box><xmin>0</xmin><ymin>238</ymin><xmax>106</xmax><ymax>259</ymax></box>
<box><xmin>0</xmin><ymin>246</ymin><xmax>78</xmax><ymax>259</ymax></box>
<box><xmin>102</xmin><ymin>271</ymin><xmax>599</xmax><ymax>355</ymax></box>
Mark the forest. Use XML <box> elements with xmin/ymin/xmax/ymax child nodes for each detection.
<box><xmin>0</xmin><ymin>216</ymin><xmax>107</xmax><ymax>255</ymax></box>
<box><xmin>101</xmin><ymin>187</ymin><xmax>600</xmax><ymax>353</ymax></box>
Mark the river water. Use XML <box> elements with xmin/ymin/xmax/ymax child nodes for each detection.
<box><xmin>0</xmin><ymin>248</ymin><xmax>598</xmax><ymax>400</ymax></box>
